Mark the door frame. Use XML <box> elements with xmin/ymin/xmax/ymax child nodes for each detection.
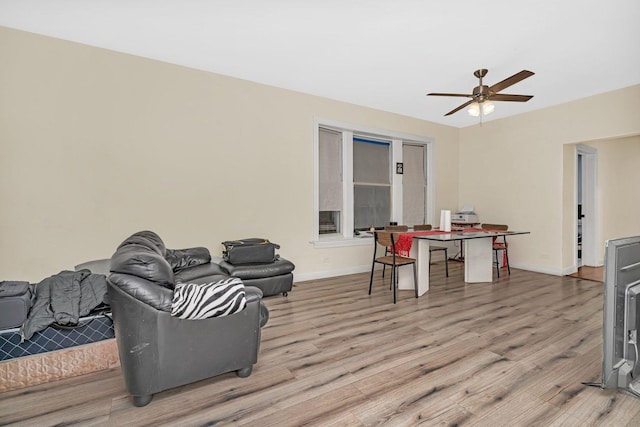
<box><xmin>576</xmin><ymin>144</ymin><xmax>599</xmax><ymax>266</ymax></box>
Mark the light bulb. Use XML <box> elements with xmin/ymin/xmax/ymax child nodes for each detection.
<box><xmin>482</xmin><ymin>101</ymin><xmax>495</xmax><ymax>115</ymax></box>
<box><xmin>467</xmin><ymin>102</ymin><xmax>480</xmax><ymax>117</ymax></box>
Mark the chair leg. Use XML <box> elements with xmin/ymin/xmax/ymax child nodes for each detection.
<box><xmin>495</xmin><ymin>250</ymin><xmax>500</xmax><ymax>278</ymax></box>
<box><xmin>369</xmin><ymin>262</ymin><xmax>375</xmax><ymax>295</ymax></box>
<box><xmin>505</xmin><ymin>248</ymin><xmax>511</xmax><ymax>275</ymax></box>
<box><xmin>382</xmin><ymin>248</ymin><xmax>388</xmax><ymax>278</ymax></box>
<box><xmin>392</xmin><ymin>266</ymin><xmax>397</xmax><ymax>304</ymax></box>
<box><xmin>413</xmin><ymin>263</ymin><xmax>418</xmax><ymax>298</ymax></box>
<box><xmin>444</xmin><ymin>249</ymin><xmax>449</xmax><ymax>277</ymax></box>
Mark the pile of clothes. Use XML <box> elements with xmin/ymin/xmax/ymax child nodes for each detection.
<box><xmin>19</xmin><ymin>270</ymin><xmax>108</xmax><ymax>341</ymax></box>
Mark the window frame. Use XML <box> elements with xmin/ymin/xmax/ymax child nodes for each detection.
<box><xmin>313</xmin><ymin>117</ymin><xmax>435</xmax><ymax>248</ymax></box>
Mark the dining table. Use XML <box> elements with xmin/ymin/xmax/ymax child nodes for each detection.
<box><xmin>394</xmin><ymin>228</ymin><xmax>530</xmax><ymax>296</ymax></box>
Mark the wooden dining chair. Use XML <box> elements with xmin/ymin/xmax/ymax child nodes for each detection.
<box><xmin>481</xmin><ymin>223</ymin><xmax>510</xmax><ymax>277</ymax></box>
<box><xmin>369</xmin><ymin>231</ymin><xmax>418</xmax><ymax>304</ymax></box>
<box><xmin>382</xmin><ymin>225</ymin><xmax>409</xmax><ymax>279</ymax></box>
<box><xmin>413</xmin><ymin>224</ymin><xmax>449</xmax><ymax>277</ymax></box>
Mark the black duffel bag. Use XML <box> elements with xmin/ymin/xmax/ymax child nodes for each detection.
<box><xmin>0</xmin><ymin>281</ymin><xmax>34</xmax><ymax>329</ymax></box>
<box><xmin>222</xmin><ymin>238</ymin><xmax>280</xmax><ymax>265</ymax></box>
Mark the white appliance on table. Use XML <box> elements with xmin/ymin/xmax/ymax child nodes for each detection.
<box><xmin>451</xmin><ymin>205</ymin><xmax>479</xmax><ymax>225</ymax></box>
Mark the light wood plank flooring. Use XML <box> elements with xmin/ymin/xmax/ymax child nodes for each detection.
<box><xmin>2</xmin><ymin>263</ymin><xmax>640</xmax><ymax>426</ymax></box>
<box><xmin>569</xmin><ymin>266</ymin><xmax>604</xmax><ymax>283</ymax></box>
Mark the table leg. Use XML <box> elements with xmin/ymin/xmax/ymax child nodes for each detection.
<box><xmin>464</xmin><ymin>238</ymin><xmax>493</xmax><ymax>282</ymax></box>
<box><xmin>397</xmin><ymin>238</ymin><xmax>430</xmax><ymax>296</ymax></box>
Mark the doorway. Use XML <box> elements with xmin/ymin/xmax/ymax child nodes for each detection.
<box><xmin>577</xmin><ymin>153</ymin><xmax>583</xmax><ymax>265</ymax></box>
<box><xmin>576</xmin><ymin>144</ymin><xmax>598</xmax><ymax>267</ymax></box>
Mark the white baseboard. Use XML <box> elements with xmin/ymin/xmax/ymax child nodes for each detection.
<box><xmin>508</xmin><ymin>262</ymin><xmax>566</xmax><ymax>276</ymax></box>
<box><xmin>294</xmin><ymin>265</ymin><xmax>370</xmax><ymax>282</ymax></box>
<box><xmin>294</xmin><ymin>262</ymin><xmax>581</xmax><ymax>283</ymax></box>
<box><xmin>562</xmin><ymin>265</ymin><xmax>579</xmax><ymax>276</ymax></box>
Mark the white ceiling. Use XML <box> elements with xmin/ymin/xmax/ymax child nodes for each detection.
<box><xmin>1</xmin><ymin>0</ymin><xmax>639</xmax><ymax>128</ymax></box>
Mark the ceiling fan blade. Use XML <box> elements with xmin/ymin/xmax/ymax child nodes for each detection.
<box><xmin>490</xmin><ymin>94</ymin><xmax>534</xmax><ymax>102</ymax></box>
<box><xmin>489</xmin><ymin>70</ymin><xmax>534</xmax><ymax>93</ymax></box>
<box><xmin>427</xmin><ymin>92</ymin><xmax>473</xmax><ymax>98</ymax></box>
<box><xmin>444</xmin><ymin>99</ymin><xmax>475</xmax><ymax>116</ymax></box>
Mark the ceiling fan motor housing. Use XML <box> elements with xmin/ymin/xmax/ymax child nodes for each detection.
<box><xmin>472</xmin><ymin>85</ymin><xmax>492</xmax><ymax>102</ymax></box>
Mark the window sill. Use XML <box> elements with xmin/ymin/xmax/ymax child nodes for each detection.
<box><xmin>313</xmin><ymin>234</ymin><xmax>373</xmax><ymax>249</ymax></box>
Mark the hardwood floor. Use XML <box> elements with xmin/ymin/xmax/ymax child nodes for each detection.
<box><xmin>2</xmin><ymin>263</ymin><xmax>640</xmax><ymax>426</ymax></box>
<box><xmin>569</xmin><ymin>266</ymin><xmax>604</xmax><ymax>283</ymax></box>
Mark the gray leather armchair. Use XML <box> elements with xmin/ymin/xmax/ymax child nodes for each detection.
<box><xmin>108</xmin><ymin>231</ymin><xmax>268</xmax><ymax>407</ymax></box>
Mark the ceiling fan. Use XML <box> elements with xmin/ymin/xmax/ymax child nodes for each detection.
<box><xmin>427</xmin><ymin>69</ymin><xmax>535</xmax><ymax>116</ymax></box>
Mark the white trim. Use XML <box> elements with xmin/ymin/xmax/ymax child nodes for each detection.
<box><xmin>313</xmin><ymin>121</ymin><xmax>320</xmax><ymax>240</ymax></box>
<box><xmin>294</xmin><ymin>264</ymin><xmax>371</xmax><ymax>282</ymax></box>
<box><xmin>495</xmin><ymin>262</ymin><xmax>566</xmax><ymax>277</ymax></box>
<box><xmin>577</xmin><ymin>144</ymin><xmax>599</xmax><ymax>267</ymax></box>
<box><xmin>561</xmin><ymin>264</ymin><xmax>579</xmax><ymax>276</ymax></box>
<box><xmin>312</xmin><ymin>236</ymin><xmax>372</xmax><ymax>249</ymax></box>
<box><xmin>315</xmin><ymin>117</ymin><xmax>435</xmax><ymax>144</ymax></box>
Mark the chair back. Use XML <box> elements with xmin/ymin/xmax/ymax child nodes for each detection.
<box><xmin>481</xmin><ymin>224</ymin><xmax>509</xmax><ymax>246</ymax></box>
<box><xmin>481</xmin><ymin>223</ymin><xmax>508</xmax><ymax>231</ymax></box>
<box><xmin>412</xmin><ymin>224</ymin><xmax>432</xmax><ymax>231</ymax></box>
<box><xmin>375</xmin><ymin>231</ymin><xmax>397</xmax><ymax>249</ymax></box>
<box><xmin>384</xmin><ymin>225</ymin><xmax>409</xmax><ymax>232</ymax></box>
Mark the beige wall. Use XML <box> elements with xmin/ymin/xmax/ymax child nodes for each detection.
<box><xmin>0</xmin><ymin>27</ymin><xmax>459</xmax><ymax>282</ymax></box>
<box><xmin>2</xmin><ymin>25</ymin><xmax>638</xmax><ymax>283</ymax></box>
<box><xmin>589</xmin><ymin>136</ymin><xmax>640</xmax><ymax>261</ymax></box>
<box><xmin>459</xmin><ymin>85</ymin><xmax>640</xmax><ymax>275</ymax></box>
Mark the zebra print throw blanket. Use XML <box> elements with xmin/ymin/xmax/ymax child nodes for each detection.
<box><xmin>171</xmin><ymin>277</ymin><xmax>247</xmax><ymax>319</ymax></box>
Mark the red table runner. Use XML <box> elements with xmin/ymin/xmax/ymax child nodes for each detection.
<box><xmin>394</xmin><ymin>228</ymin><xmax>483</xmax><ymax>257</ymax></box>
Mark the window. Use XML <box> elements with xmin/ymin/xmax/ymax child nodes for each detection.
<box><xmin>402</xmin><ymin>144</ymin><xmax>428</xmax><ymax>226</ymax></box>
<box><xmin>318</xmin><ymin>128</ymin><xmax>342</xmax><ymax>234</ymax></box>
<box><xmin>314</xmin><ymin>118</ymin><xmax>434</xmax><ymax>247</ymax></box>
<box><xmin>353</xmin><ymin>137</ymin><xmax>391</xmax><ymax>230</ymax></box>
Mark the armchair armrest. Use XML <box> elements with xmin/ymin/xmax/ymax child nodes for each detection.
<box><xmin>166</xmin><ymin>247</ymin><xmax>212</xmax><ymax>272</ymax></box>
<box><xmin>108</xmin><ymin>273</ymin><xmax>174</xmax><ymax>312</ymax></box>
<box><xmin>245</xmin><ymin>286</ymin><xmax>269</xmax><ymax>327</ymax></box>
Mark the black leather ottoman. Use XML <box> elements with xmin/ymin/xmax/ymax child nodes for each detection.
<box><xmin>219</xmin><ymin>258</ymin><xmax>295</xmax><ymax>297</ymax></box>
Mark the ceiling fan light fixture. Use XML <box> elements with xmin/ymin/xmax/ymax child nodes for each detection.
<box><xmin>482</xmin><ymin>100</ymin><xmax>495</xmax><ymax>115</ymax></box>
<box><xmin>468</xmin><ymin>102</ymin><xmax>480</xmax><ymax>117</ymax></box>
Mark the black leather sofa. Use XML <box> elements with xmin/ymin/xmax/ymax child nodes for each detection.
<box><xmin>108</xmin><ymin>231</ymin><xmax>269</xmax><ymax>407</ymax></box>
<box><xmin>172</xmin><ymin>251</ymin><xmax>295</xmax><ymax>298</ymax></box>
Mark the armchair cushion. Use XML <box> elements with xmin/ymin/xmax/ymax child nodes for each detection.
<box><xmin>173</xmin><ymin>261</ymin><xmax>228</xmax><ymax>284</ymax></box>
<box><xmin>171</xmin><ymin>277</ymin><xmax>247</xmax><ymax>320</ymax></box>
<box><xmin>220</xmin><ymin>258</ymin><xmax>295</xmax><ymax>280</ymax></box>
